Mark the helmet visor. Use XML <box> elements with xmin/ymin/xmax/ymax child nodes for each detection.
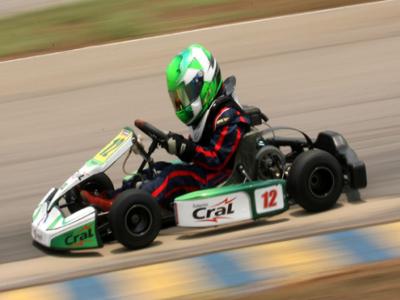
<box><xmin>169</xmin><ymin>73</ymin><xmax>204</xmax><ymax>112</ymax></box>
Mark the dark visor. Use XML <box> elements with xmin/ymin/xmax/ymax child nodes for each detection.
<box><xmin>169</xmin><ymin>73</ymin><xmax>204</xmax><ymax>111</ymax></box>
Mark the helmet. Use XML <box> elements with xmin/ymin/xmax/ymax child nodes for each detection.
<box><xmin>166</xmin><ymin>44</ymin><xmax>223</xmax><ymax>125</ymax></box>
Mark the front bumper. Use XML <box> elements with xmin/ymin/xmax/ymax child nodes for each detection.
<box><xmin>32</xmin><ymin>189</ymin><xmax>102</xmax><ymax>250</ymax></box>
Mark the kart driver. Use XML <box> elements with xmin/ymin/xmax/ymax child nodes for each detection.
<box><xmin>82</xmin><ymin>44</ymin><xmax>250</xmax><ymax>211</ymax></box>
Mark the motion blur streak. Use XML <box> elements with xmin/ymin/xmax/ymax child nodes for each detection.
<box><xmin>0</xmin><ymin>285</ymin><xmax>69</xmax><ymax>300</ymax></box>
<box><xmin>2</xmin><ymin>221</ymin><xmax>399</xmax><ymax>299</ymax></box>
<box><xmin>112</xmin><ymin>260</ymin><xmax>212</xmax><ymax>299</ymax></box>
<box><xmin>240</xmin><ymin>238</ymin><xmax>341</xmax><ymax>280</ymax></box>
<box><xmin>196</xmin><ymin>252</ymin><xmax>261</xmax><ymax>287</ymax></box>
<box><xmin>64</xmin><ymin>276</ymin><xmax>111</xmax><ymax>300</ymax></box>
<box><xmin>364</xmin><ymin>222</ymin><xmax>400</xmax><ymax>257</ymax></box>
<box><xmin>324</xmin><ymin>230</ymin><xmax>394</xmax><ymax>263</ymax></box>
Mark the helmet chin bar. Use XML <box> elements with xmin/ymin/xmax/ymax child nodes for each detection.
<box><xmin>187</xmin><ymin>98</ymin><xmax>203</xmax><ymax>125</ymax></box>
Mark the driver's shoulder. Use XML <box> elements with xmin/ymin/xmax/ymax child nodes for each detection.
<box><xmin>213</xmin><ymin>106</ymin><xmax>242</xmax><ymax>129</ymax></box>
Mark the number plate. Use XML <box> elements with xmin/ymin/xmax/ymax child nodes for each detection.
<box><xmin>93</xmin><ymin>129</ymin><xmax>132</xmax><ymax>164</ymax></box>
<box><xmin>254</xmin><ymin>184</ymin><xmax>285</xmax><ymax>214</ymax></box>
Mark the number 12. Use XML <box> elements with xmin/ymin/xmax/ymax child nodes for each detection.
<box><xmin>262</xmin><ymin>189</ymin><xmax>277</xmax><ymax>208</ymax></box>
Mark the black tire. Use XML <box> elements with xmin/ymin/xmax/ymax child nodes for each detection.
<box><xmin>287</xmin><ymin>149</ymin><xmax>343</xmax><ymax>212</ymax></box>
<box><xmin>65</xmin><ymin>173</ymin><xmax>114</xmax><ymax>213</ymax></box>
<box><xmin>109</xmin><ymin>189</ymin><xmax>161</xmax><ymax>249</ymax></box>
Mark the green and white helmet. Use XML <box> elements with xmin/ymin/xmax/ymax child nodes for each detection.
<box><xmin>166</xmin><ymin>44</ymin><xmax>223</xmax><ymax>125</ymax></box>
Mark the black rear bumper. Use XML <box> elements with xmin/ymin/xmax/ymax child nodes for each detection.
<box><xmin>314</xmin><ymin>131</ymin><xmax>367</xmax><ymax>189</ymax></box>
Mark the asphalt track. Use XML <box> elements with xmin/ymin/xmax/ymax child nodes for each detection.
<box><xmin>1</xmin><ymin>0</ymin><xmax>400</xmax><ymax>290</ymax></box>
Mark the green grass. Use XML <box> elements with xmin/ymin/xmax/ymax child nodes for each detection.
<box><xmin>0</xmin><ymin>0</ymin><xmax>377</xmax><ymax>60</ymax></box>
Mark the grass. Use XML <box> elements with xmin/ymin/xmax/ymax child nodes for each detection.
<box><xmin>0</xmin><ymin>0</ymin><xmax>378</xmax><ymax>60</ymax></box>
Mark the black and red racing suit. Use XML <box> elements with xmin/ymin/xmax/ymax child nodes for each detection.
<box><xmin>140</xmin><ymin>97</ymin><xmax>250</xmax><ymax>208</ymax></box>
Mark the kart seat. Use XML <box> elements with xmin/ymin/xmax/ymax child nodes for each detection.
<box><xmin>223</xmin><ymin>128</ymin><xmax>263</xmax><ymax>185</ymax></box>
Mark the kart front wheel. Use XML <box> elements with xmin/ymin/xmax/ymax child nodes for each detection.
<box><xmin>109</xmin><ymin>190</ymin><xmax>161</xmax><ymax>250</ymax></box>
<box><xmin>287</xmin><ymin>149</ymin><xmax>343</xmax><ymax>212</ymax></box>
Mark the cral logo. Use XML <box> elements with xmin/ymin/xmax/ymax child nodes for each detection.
<box><xmin>192</xmin><ymin>197</ymin><xmax>235</xmax><ymax>223</ymax></box>
<box><xmin>65</xmin><ymin>225</ymin><xmax>94</xmax><ymax>246</ymax></box>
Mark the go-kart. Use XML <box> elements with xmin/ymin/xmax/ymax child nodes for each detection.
<box><xmin>31</xmin><ymin>103</ymin><xmax>367</xmax><ymax>251</ymax></box>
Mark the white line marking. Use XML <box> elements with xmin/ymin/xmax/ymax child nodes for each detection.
<box><xmin>0</xmin><ymin>0</ymin><xmax>394</xmax><ymax>65</ymax></box>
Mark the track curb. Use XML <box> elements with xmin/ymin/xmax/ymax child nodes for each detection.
<box><xmin>2</xmin><ymin>220</ymin><xmax>400</xmax><ymax>299</ymax></box>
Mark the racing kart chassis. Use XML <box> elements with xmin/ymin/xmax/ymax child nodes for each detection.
<box><xmin>32</xmin><ymin>102</ymin><xmax>367</xmax><ymax>251</ymax></box>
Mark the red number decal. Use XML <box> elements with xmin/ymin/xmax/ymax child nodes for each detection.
<box><xmin>262</xmin><ymin>189</ymin><xmax>277</xmax><ymax>208</ymax></box>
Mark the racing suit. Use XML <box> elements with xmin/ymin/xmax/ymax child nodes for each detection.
<box><xmin>139</xmin><ymin>95</ymin><xmax>250</xmax><ymax>209</ymax></box>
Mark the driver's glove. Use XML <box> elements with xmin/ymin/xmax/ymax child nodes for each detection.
<box><xmin>164</xmin><ymin>132</ymin><xmax>195</xmax><ymax>162</ymax></box>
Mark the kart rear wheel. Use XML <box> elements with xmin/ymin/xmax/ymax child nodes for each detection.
<box><xmin>109</xmin><ymin>189</ymin><xmax>161</xmax><ymax>250</ymax></box>
<box><xmin>65</xmin><ymin>173</ymin><xmax>114</xmax><ymax>213</ymax></box>
<box><xmin>287</xmin><ymin>149</ymin><xmax>343</xmax><ymax>212</ymax></box>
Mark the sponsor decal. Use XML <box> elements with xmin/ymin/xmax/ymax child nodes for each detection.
<box><xmin>50</xmin><ymin>221</ymin><xmax>99</xmax><ymax>249</ymax></box>
<box><xmin>192</xmin><ymin>197</ymin><xmax>236</xmax><ymax>223</ymax></box>
<box><xmin>176</xmin><ymin>192</ymin><xmax>251</xmax><ymax>227</ymax></box>
<box><xmin>64</xmin><ymin>224</ymin><xmax>94</xmax><ymax>247</ymax></box>
<box><xmin>93</xmin><ymin>129</ymin><xmax>131</xmax><ymax>164</ymax></box>
<box><xmin>216</xmin><ymin>117</ymin><xmax>230</xmax><ymax>127</ymax></box>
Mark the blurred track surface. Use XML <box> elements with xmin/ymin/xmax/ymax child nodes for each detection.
<box><xmin>0</xmin><ymin>0</ymin><xmax>80</xmax><ymax>17</ymax></box>
<box><xmin>1</xmin><ymin>0</ymin><xmax>400</xmax><ymax>289</ymax></box>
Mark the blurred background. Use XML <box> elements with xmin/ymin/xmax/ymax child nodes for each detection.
<box><xmin>0</xmin><ymin>0</ymin><xmax>376</xmax><ymax>60</ymax></box>
<box><xmin>1</xmin><ymin>0</ymin><xmax>400</xmax><ymax>299</ymax></box>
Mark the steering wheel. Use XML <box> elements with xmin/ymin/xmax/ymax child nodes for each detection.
<box><xmin>134</xmin><ymin>119</ymin><xmax>168</xmax><ymax>144</ymax></box>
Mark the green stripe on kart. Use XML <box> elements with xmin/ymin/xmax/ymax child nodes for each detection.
<box><xmin>175</xmin><ymin>179</ymin><xmax>285</xmax><ymax>201</ymax></box>
<box><xmin>32</xmin><ymin>207</ymin><xmax>40</xmax><ymax>221</ymax></box>
<box><xmin>48</xmin><ymin>214</ymin><xmax>63</xmax><ymax>230</ymax></box>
